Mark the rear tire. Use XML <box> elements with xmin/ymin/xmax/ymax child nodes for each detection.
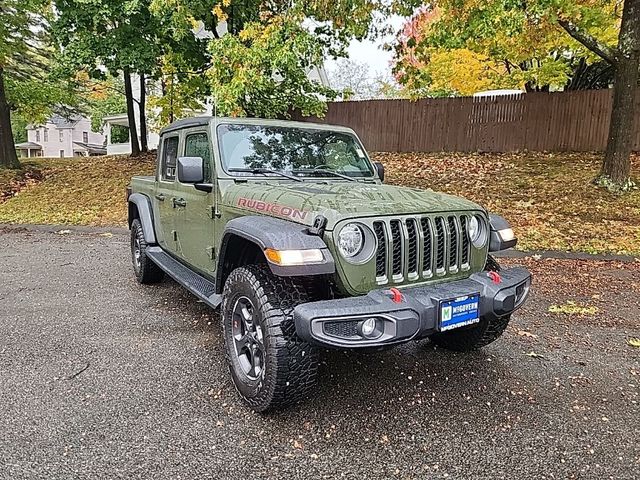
<box><xmin>130</xmin><ymin>219</ymin><xmax>164</xmax><ymax>284</ymax></box>
<box><xmin>429</xmin><ymin>254</ymin><xmax>510</xmax><ymax>352</ymax></box>
<box><xmin>221</xmin><ymin>264</ymin><xmax>319</xmax><ymax>412</ymax></box>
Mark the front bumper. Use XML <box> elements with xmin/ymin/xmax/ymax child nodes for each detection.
<box><xmin>294</xmin><ymin>267</ymin><xmax>531</xmax><ymax>349</ymax></box>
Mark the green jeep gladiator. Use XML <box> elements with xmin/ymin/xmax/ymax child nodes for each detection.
<box><xmin>128</xmin><ymin>117</ymin><xmax>531</xmax><ymax>411</ymax></box>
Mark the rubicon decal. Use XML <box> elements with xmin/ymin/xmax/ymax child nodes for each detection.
<box><xmin>237</xmin><ymin>197</ymin><xmax>308</xmax><ymax>221</ymax></box>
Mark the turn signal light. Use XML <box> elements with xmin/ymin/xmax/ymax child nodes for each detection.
<box><xmin>264</xmin><ymin>248</ymin><xmax>324</xmax><ymax>266</ymax></box>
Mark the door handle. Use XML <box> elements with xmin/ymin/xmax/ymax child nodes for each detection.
<box><xmin>155</xmin><ymin>194</ymin><xmax>165</xmax><ymax>201</ymax></box>
<box><xmin>172</xmin><ymin>197</ymin><xmax>187</xmax><ymax>208</ymax></box>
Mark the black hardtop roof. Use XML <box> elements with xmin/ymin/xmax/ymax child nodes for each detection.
<box><xmin>159</xmin><ymin>116</ymin><xmax>211</xmax><ymax>135</ymax></box>
<box><xmin>158</xmin><ymin>116</ymin><xmax>356</xmax><ymax>137</ymax></box>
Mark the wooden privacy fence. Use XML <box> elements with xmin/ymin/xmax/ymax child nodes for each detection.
<box><xmin>295</xmin><ymin>90</ymin><xmax>640</xmax><ymax>153</ymax></box>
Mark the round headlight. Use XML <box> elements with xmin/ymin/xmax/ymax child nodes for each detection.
<box><xmin>338</xmin><ymin>223</ymin><xmax>364</xmax><ymax>259</ymax></box>
<box><xmin>468</xmin><ymin>215</ymin><xmax>487</xmax><ymax>247</ymax></box>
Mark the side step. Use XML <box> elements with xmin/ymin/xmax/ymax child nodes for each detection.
<box><xmin>146</xmin><ymin>246</ymin><xmax>222</xmax><ymax>308</ymax></box>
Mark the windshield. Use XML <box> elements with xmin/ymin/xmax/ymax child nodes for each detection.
<box><xmin>217</xmin><ymin>124</ymin><xmax>375</xmax><ymax>178</ymax></box>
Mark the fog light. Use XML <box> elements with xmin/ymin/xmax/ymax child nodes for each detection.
<box><xmin>358</xmin><ymin>317</ymin><xmax>383</xmax><ymax>339</ymax></box>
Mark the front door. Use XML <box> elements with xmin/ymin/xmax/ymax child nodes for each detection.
<box><xmin>153</xmin><ymin>134</ymin><xmax>180</xmax><ymax>255</ymax></box>
<box><xmin>172</xmin><ymin>128</ymin><xmax>217</xmax><ymax>277</ymax></box>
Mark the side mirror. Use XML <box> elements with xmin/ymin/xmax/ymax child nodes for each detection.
<box><xmin>374</xmin><ymin>161</ymin><xmax>385</xmax><ymax>182</ymax></box>
<box><xmin>177</xmin><ymin>156</ymin><xmax>204</xmax><ymax>184</ymax></box>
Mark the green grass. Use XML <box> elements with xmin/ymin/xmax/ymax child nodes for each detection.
<box><xmin>1</xmin><ymin>151</ymin><xmax>638</xmax><ymax>255</ymax></box>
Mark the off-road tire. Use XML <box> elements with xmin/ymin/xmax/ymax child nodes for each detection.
<box><xmin>130</xmin><ymin>219</ymin><xmax>164</xmax><ymax>284</ymax></box>
<box><xmin>221</xmin><ymin>264</ymin><xmax>319</xmax><ymax>412</ymax></box>
<box><xmin>429</xmin><ymin>254</ymin><xmax>510</xmax><ymax>352</ymax></box>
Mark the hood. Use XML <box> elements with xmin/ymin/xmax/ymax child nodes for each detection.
<box><xmin>222</xmin><ymin>181</ymin><xmax>483</xmax><ymax>229</ymax></box>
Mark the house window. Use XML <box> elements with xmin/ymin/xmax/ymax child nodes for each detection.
<box><xmin>83</xmin><ymin>131</ymin><xmax>88</xmax><ymax>143</ymax></box>
<box><xmin>161</xmin><ymin>136</ymin><xmax>179</xmax><ymax>181</ymax></box>
<box><xmin>60</xmin><ymin>150</ymin><xmax>65</xmax><ymax>158</ymax></box>
<box><xmin>185</xmin><ymin>132</ymin><xmax>212</xmax><ymax>181</ymax></box>
<box><xmin>36</xmin><ymin>130</ymin><xmax>40</xmax><ymax>142</ymax></box>
<box><xmin>44</xmin><ymin>129</ymin><xmax>48</xmax><ymax>142</ymax></box>
<box><xmin>110</xmin><ymin>125</ymin><xmax>129</xmax><ymax>144</ymax></box>
<box><xmin>59</xmin><ymin>130</ymin><xmax>64</xmax><ymax>142</ymax></box>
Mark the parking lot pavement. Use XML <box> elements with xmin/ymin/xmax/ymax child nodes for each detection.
<box><xmin>0</xmin><ymin>228</ymin><xmax>638</xmax><ymax>480</ymax></box>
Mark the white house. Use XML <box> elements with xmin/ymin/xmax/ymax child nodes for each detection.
<box><xmin>16</xmin><ymin>114</ymin><xmax>106</xmax><ymax>158</ymax></box>
<box><xmin>104</xmin><ymin>109</ymin><xmax>160</xmax><ymax>156</ymax></box>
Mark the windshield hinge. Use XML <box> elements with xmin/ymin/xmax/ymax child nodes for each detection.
<box><xmin>208</xmin><ymin>205</ymin><xmax>221</xmax><ymax>219</ymax></box>
<box><xmin>307</xmin><ymin>215</ymin><xmax>327</xmax><ymax>236</ymax></box>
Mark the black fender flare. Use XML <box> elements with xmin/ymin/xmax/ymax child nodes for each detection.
<box><xmin>217</xmin><ymin>216</ymin><xmax>336</xmax><ymax>279</ymax></box>
<box><xmin>488</xmin><ymin>214</ymin><xmax>517</xmax><ymax>252</ymax></box>
<box><xmin>128</xmin><ymin>193</ymin><xmax>157</xmax><ymax>245</ymax></box>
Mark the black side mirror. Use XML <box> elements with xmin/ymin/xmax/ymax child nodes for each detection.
<box><xmin>374</xmin><ymin>161</ymin><xmax>385</xmax><ymax>182</ymax></box>
<box><xmin>177</xmin><ymin>156</ymin><xmax>204</xmax><ymax>184</ymax></box>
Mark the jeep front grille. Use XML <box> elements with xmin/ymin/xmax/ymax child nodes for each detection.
<box><xmin>372</xmin><ymin>215</ymin><xmax>471</xmax><ymax>285</ymax></box>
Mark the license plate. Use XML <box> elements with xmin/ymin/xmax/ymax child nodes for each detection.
<box><xmin>439</xmin><ymin>294</ymin><xmax>480</xmax><ymax>331</ymax></box>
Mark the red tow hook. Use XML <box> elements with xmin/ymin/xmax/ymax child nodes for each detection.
<box><xmin>488</xmin><ymin>271</ymin><xmax>502</xmax><ymax>284</ymax></box>
<box><xmin>388</xmin><ymin>287</ymin><xmax>403</xmax><ymax>303</ymax></box>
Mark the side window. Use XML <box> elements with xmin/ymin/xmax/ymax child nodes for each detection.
<box><xmin>185</xmin><ymin>132</ymin><xmax>212</xmax><ymax>181</ymax></box>
<box><xmin>162</xmin><ymin>136</ymin><xmax>179</xmax><ymax>181</ymax></box>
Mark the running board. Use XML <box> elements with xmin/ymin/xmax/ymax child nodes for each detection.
<box><xmin>146</xmin><ymin>247</ymin><xmax>222</xmax><ymax>308</ymax></box>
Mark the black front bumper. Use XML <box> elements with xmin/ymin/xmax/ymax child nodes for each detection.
<box><xmin>294</xmin><ymin>267</ymin><xmax>531</xmax><ymax>349</ymax></box>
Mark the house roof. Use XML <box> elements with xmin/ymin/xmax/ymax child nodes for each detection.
<box><xmin>15</xmin><ymin>142</ymin><xmax>42</xmax><ymax>149</ymax></box>
<box><xmin>73</xmin><ymin>141</ymin><xmax>107</xmax><ymax>155</ymax></box>
<box><xmin>102</xmin><ymin>113</ymin><xmax>129</xmax><ymax>122</ymax></box>
<box><xmin>50</xmin><ymin>113</ymin><xmax>82</xmax><ymax>129</ymax></box>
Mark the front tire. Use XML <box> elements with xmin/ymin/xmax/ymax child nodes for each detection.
<box><xmin>130</xmin><ymin>219</ymin><xmax>164</xmax><ymax>284</ymax></box>
<box><xmin>429</xmin><ymin>254</ymin><xmax>510</xmax><ymax>352</ymax></box>
<box><xmin>221</xmin><ymin>265</ymin><xmax>319</xmax><ymax>412</ymax></box>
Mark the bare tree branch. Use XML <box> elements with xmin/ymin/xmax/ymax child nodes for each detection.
<box><xmin>558</xmin><ymin>19</ymin><xmax>619</xmax><ymax>66</ymax></box>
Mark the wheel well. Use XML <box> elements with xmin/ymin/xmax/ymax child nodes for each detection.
<box><xmin>128</xmin><ymin>202</ymin><xmax>140</xmax><ymax>228</ymax></box>
<box><xmin>217</xmin><ymin>234</ymin><xmax>266</xmax><ymax>293</ymax></box>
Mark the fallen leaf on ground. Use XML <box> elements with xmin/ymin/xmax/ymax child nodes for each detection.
<box><xmin>516</xmin><ymin>329</ymin><xmax>538</xmax><ymax>339</ymax></box>
<box><xmin>525</xmin><ymin>351</ymin><xmax>545</xmax><ymax>359</ymax></box>
<box><xmin>627</xmin><ymin>338</ymin><xmax>640</xmax><ymax>348</ymax></box>
<box><xmin>548</xmin><ymin>301</ymin><xmax>599</xmax><ymax>316</ymax></box>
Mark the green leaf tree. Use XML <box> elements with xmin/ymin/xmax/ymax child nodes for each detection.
<box><xmin>207</xmin><ymin>13</ymin><xmax>337</xmax><ymax>118</ymax></box>
<box><xmin>393</xmin><ymin>2</ymin><xmax>619</xmax><ymax>95</ymax></box>
<box><xmin>53</xmin><ymin>0</ymin><xmax>165</xmax><ymax>155</ymax></box>
<box><xmin>151</xmin><ymin>0</ymin><xmax>405</xmax><ymax>119</ymax></box>
<box><xmin>1</xmin><ymin>0</ymin><xmax>78</xmax><ymax>168</ymax></box>
<box><xmin>557</xmin><ymin>0</ymin><xmax>640</xmax><ymax>189</ymax></box>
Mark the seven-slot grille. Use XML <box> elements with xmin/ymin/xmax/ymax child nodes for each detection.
<box><xmin>373</xmin><ymin>215</ymin><xmax>472</xmax><ymax>284</ymax></box>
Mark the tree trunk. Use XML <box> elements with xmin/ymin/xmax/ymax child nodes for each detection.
<box><xmin>601</xmin><ymin>0</ymin><xmax>640</xmax><ymax>187</ymax></box>
<box><xmin>0</xmin><ymin>67</ymin><xmax>21</xmax><ymax>169</ymax></box>
<box><xmin>123</xmin><ymin>68</ymin><xmax>141</xmax><ymax>157</ymax></box>
<box><xmin>139</xmin><ymin>73</ymin><xmax>148</xmax><ymax>153</ymax></box>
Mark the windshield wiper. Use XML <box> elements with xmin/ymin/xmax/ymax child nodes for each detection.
<box><xmin>292</xmin><ymin>168</ymin><xmax>356</xmax><ymax>182</ymax></box>
<box><xmin>228</xmin><ymin>167</ymin><xmax>302</xmax><ymax>182</ymax></box>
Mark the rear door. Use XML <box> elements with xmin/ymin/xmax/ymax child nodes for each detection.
<box><xmin>153</xmin><ymin>134</ymin><xmax>180</xmax><ymax>255</ymax></box>
<box><xmin>172</xmin><ymin>127</ymin><xmax>217</xmax><ymax>276</ymax></box>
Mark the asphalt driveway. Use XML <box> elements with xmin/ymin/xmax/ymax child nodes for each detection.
<box><xmin>0</xmin><ymin>228</ymin><xmax>638</xmax><ymax>479</ymax></box>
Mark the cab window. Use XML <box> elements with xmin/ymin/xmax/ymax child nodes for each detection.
<box><xmin>185</xmin><ymin>132</ymin><xmax>212</xmax><ymax>181</ymax></box>
<box><xmin>161</xmin><ymin>136</ymin><xmax>179</xmax><ymax>181</ymax></box>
